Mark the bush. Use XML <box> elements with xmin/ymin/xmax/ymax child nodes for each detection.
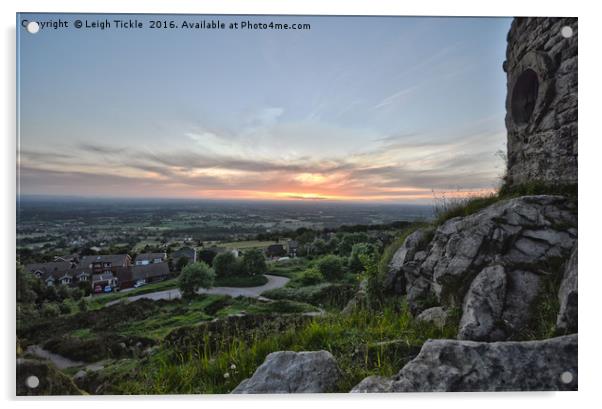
<box><xmin>316</xmin><ymin>255</ymin><xmax>346</xmax><ymax>281</ymax></box>
<box><xmin>348</xmin><ymin>243</ymin><xmax>377</xmax><ymax>274</ymax></box>
<box><xmin>179</xmin><ymin>262</ymin><xmax>215</xmax><ymax>300</ymax></box>
<box><xmin>298</xmin><ymin>268</ymin><xmax>324</xmax><ymax>286</ymax></box>
<box><xmin>40</xmin><ymin>302</ymin><xmax>60</xmax><ymax>318</ymax></box>
<box><xmin>176</xmin><ymin>256</ymin><xmax>189</xmax><ymax>272</ymax></box>
<box><xmin>77</xmin><ymin>298</ymin><xmax>88</xmax><ymax>312</ymax></box>
<box><xmin>212</xmin><ymin>253</ymin><xmax>238</xmax><ymax>277</ymax></box>
<box><xmin>58</xmin><ymin>302</ymin><xmax>71</xmax><ymax>315</ymax></box>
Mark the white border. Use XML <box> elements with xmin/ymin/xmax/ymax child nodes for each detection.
<box><xmin>3</xmin><ymin>1</ymin><xmax>600</xmax><ymax>408</ymax></box>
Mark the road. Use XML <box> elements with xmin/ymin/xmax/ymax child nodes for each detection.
<box><xmin>107</xmin><ymin>274</ymin><xmax>289</xmax><ymax>305</ymax></box>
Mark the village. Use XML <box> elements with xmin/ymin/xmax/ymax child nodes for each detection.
<box><xmin>23</xmin><ymin>240</ymin><xmax>299</xmax><ymax>294</ymax></box>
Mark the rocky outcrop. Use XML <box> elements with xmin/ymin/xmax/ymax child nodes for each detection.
<box><xmin>557</xmin><ymin>243</ymin><xmax>578</xmax><ymax>333</ymax></box>
<box><xmin>351</xmin><ymin>334</ymin><xmax>577</xmax><ymax>392</ymax></box>
<box><xmin>232</xmin><ymin>350</ymin><xmax>341</xmax><ymax>393</ymax></box>
<box><xmin>384</xmin><ymin>228</ymin><xmax>432</xmax><ymax>295</ymax></box>
<box><xmin>415</xmin><ymin>306</ymin><xmax>449</xmax><ymax>328</ymax></box>
<box><xmin>403</xmin><ymin>195</ymin><xmax>576</xmax><ymax>340</ymax></box>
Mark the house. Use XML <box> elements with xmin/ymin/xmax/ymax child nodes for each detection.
<box><xmin>117</xmin><ymin>262</ymin><xmax>171</xmax><ymax>289</ymax></box>
<box><xmin>135</xmin><ymin>252</ymin><xmax>167</xmax><ymax>265</ymax></box>
<box><xmin>172</xmin><ymin>247</ymin><xmax>196</xmax><ymax>264</ymax></box>
<box><xmin>92</xmin><ymin>272</ymin><xmax>118</xmax><ymax>293</ymax></box>
<box><xmin>24</xmin><ymin>261</ymin><xmax>77</xmax><ymax>287</ymax></box>
<box><xmin>265</xmin><ymin>244</ymin><xmax>286</xmax><ymax>258</ymax></box>
<box><xmin>285</xmin><ymin>240</ymin><xmax>299</xmax><ymax>257</ymax></box>
<box><xmin>80</xmin><ymin>254</ymin><xmax>131</xmax><ymax>274</ymax></box>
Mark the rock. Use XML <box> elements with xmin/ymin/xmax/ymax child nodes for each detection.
<box><xmin>458</xmin><ymin>265</ymin><xmax>507</xmax><ymax>341</ymax></box>
<box><xmin>16</xmin><ymin>358</ymin><xmax>84</xmax><ymax>395</ymax></box>
<box><xmin>351</xmin><ymin>334</ymin><xmax>577</xmax><ymax>392</ymax></box>
<box><xmin>557</xmin><ymin>244</ymin><xmax>578</xmax><ymax>333</ymax></box>
<box><xmin>404</xmin><ymin>195</ymin><xmax>576</xmax><ymax>331</ymax></box>
<box><xmin>231</xmin><ymin>350</ymin><xmax>341</xmax><ymax>393</ymax></box>
<box><xmin>383</xmin><ymin>228</ymin><xmax>432</xmax><ymax>294</ymax></box>
<box><xmin>416</xmin><ymin>307</ymin><xmax>448</xmax><ymax>328</ymax></box>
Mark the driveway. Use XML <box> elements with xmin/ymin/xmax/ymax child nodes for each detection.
<box><xmin>108</xmin><ymin>274</ymin><xmax>289</xmax><ymax>305</ymax></box>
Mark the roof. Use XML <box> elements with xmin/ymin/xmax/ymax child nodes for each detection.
<box><xmin>80</xmin><ymin>254</ymin><xmax>130</xmax><ymax>266</ymax></box>
<box><xmin>135</xmin><ymin>252</ymin><xmax>166</xmax><ymax>263</ymax></box>
<box><xmin>25</xmin><ymin>261</ymin><xmax>74</xmax><ymax>279</ymax></box>
<box><xmin>131</xmin><ymin>262</ymin><xmax>170</xmax><ymax>281</ymax></box>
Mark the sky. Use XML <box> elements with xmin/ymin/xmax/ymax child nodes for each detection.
<box><xmin>17</xmin><ymin>14</ymin><xmax>512</xmax><ymax>203</ymax></box>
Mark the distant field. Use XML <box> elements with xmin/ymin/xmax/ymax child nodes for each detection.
<box><xmin>218</xmin><ymin>240</ymin><xmax>278</xmax><ymax>250</ymax></box>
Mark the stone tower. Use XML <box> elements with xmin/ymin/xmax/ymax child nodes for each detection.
<box><xmin>504</xmin><ymin>17</ymin><xmax>578</xmax><ymax>186</ymax></box>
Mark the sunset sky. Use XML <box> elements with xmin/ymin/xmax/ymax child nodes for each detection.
<box><xmin>18</xmin><ymin>14</ymin><xmax>512</xmax><ymax>203</ymax></box>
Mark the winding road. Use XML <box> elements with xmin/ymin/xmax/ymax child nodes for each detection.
<box><xmin>107</xmin><ymin>274</ymin><xmax>289</xmax><ymax>306</ymax></box>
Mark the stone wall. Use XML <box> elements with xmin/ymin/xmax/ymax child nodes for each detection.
<box><xmin>504</xmin><ymin>17</ymin><xmax>578</xmax><ymax>186</ymax></box>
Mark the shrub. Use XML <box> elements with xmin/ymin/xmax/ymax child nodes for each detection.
<box><xmin>298</xmin><ymin>268</ymin><xmax>324</xmax><ymax>286</ymax></box>
<box><xmin>179</xmin><ymin>262</ymin><xmax>215</xmax><ymax>300</ymax></box>
<box><xmin>77</xmin><ymin>298</ymin><xmax>88</xmax><ymax>312</ymax></box>
<box><xmin>58</xmin><ymin>302</ymin><xmax>71</xmax><ymax>315</ymax></box>
<box><xmin>348</xmin><ymin>243</ymin><xmax>377</xmax><ymax>274</ymax></box>
<box><xmin>40</xmin><ymin>302</ymin><xmax>60</xmax><ymax>318</ymax></box>
<box><xmin>316</xmin><ymin>255</ymin><xmax>346</xmax><ymax>281</ymax></box>
<box><xmin>176</xmin><ymin>256</ymin><xmax>189</xmax><ymax>272</ymax></box>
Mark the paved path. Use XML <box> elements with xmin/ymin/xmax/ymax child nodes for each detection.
<box><xmin>108</xmin><ymin>274</ymin><xmax>289</xmax><ymax>305</ymax></box>
<box><xmin>26</xmin><ymin>345</ymin><xmax>85</xmax><ymax>369</ymax></box>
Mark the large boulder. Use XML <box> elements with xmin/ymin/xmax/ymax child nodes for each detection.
<box><xmin>384</xmin><ymin>228</ymin><xmax>432</xmax><ymax>294</ymax></box>
<box><xmin>415</xmin><ymin>306</ymin><xmax>449</xmax><ymax>328</ymax></box>
<box><xmin>458</xmin><ymin>265</ymin><xmax>507</xmax><ymax>341</ymax></box>
<box><xmin>351</xmin><ymin>334</ymin><xmax>577</xmax><ymax>392</ymax></box>
<box><xmin>231</xmin><ymin>350</ymin><xmax>341</xmax><ymax>393</ymax></box>
<box><xmin>557</xmin><ymin>244</ymin><xmax>578</xmax><ymax>333</ymax></box>
<box><xmin>404</xmin><ymin>195</ymin><xmax>576</xmax><ymax>339</ymax></box>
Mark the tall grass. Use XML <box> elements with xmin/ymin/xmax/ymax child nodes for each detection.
<box><xmin>104</xmin><ymin>300</ymin><xmax>457</xmax><ymax>394</ymax></box>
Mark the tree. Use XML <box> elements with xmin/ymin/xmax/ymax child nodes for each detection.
<box><xmin>212</xmin><ymin>252</ymin><xmax>237</xmax><ymax>277</ymax></box>
<box><xmin>176</xmin><ymin>256</ymin><xmax>189</xmax><ymax>272</ymax></box>
<box><xmin>198</xmin><ymin>249</ymin><xmax>218</xmax><ymax>265</ymax></box>
<box><xmin>178</xmin><ymin>262</ymin><xmax>215</xmax><ymax>300</ymax></box>
<box><xmin>348</xmin><ymin>243</ymin><xmax>377</xmax><ymax>274</ymax></box>
<box><xmin>77</xmin><ymin>298</ymin><xmax>88</xmax><ymax>312</ymax></box>
<box><xmin>242</xmin><ymin>249</ymin><xmax>267</xmax><ymax>276</ymax></box>
<box><xmin>316</xmin><ymin>255</ymin><xmax>345</xmax><ymax>281</ymax></box>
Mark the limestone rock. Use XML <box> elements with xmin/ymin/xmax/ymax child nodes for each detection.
<box><xmin>557</xmin><ymin>244</ymin><xmax>578</xmax><ymax>333</ymax></box>
<box><xmin>404</xmin><ymin>195</ymin><xmax>576</xmax><ymax>327</ymax></box>
<box><xmin>415</xmin><ymin>306</ymin><xmax>448</xmax><ymax>328</ymax></box>
<box><xmin>231</xmin><ymin>350</ymin><xmax>341</xmax><ymax>393</ymax></box>
<box><xmin>458</xmin><ymin>265</ymin><xmax>507</xmax><ymax>341</ymax></box>
<box><xmin>383</xmin><ymin>228</ymin><xmax>432</xmax><ymax>294</ymax></box>
<box><xmin>351</xmin><ymin>334</ymin><xmax>577</xmax><ymax>392</ymax></box>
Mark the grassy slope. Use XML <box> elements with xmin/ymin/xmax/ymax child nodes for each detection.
<box><xmin>100</xmin><ymin>300</ymin><xmax>458</xmax><ymax>394</ymax></box>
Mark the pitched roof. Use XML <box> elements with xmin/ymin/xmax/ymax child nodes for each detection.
<box><xmin>24</xmin><ymin>261</ymin><xmax>74</xmax><ymax>279</ymax></box>
<box><xmin>80</xmin><ymin>254</ymin><xmax>130</xmax><ymax>266</ymax></box>
<box><xmin>135</xmin><ymin>252</ymin><xmax>166</xmax><ymax>263</ymax></box>
<box><xmin>131</xmin><ymin>262</ymin><xmax>170</xmax><ymax>281</ymax></box>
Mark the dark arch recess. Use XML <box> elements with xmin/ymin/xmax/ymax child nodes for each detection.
<box><xmin>511</xmin><ymin>68</ymin><xmax>540</xmax><ymax>125</ymax></box>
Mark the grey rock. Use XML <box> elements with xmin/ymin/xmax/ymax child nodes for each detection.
<box><xmin>404</xmin><ymin>195</ymin><xmax>576</xmax><ymax>328</ymax></box>
<box><xmin>458</xmin><ymin>265</ymin><xmax>507</xmax><ymax>341</ymax></box>
<box><xmin>351</xmin><ymin>334</ymin><xmax>577</xmax><ymax>392</ymax></box>
<box><xmin>416</xmin><ymin>307</ymin><xmax>448</xmax><ymax>328</ymax></box>
<box><xmin>501</xmin><ymin>269</ymin><xmax>542</xmax><ymax>335</ymax></box>
<box><xmin>231</xmin><ymin>350</ymin><xmax>341</xmax><ymax>393</ymax></box>
<box><xmin>384</xmin><ymin>228</ymin><xmax>432</xmax><ymax>294</ymax></box>
<box><xmin>557</xmin><ymin>244</ymin><xmax>578</xmax><ymax>333</ymax></box>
